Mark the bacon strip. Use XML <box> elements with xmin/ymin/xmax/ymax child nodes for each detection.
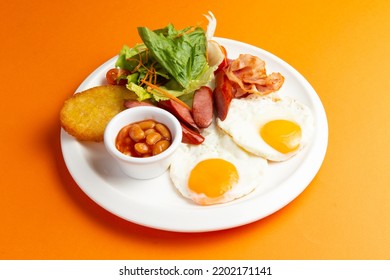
<box><xmin>225</xmin><ymin>54</ymin><xmax>284</xmax><ymax>97</ymax></box>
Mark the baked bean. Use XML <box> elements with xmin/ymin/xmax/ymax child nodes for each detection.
<box><xmin>123</xmin><ymin>147</ymin><xmax>132</xmax><ymax>156</ymax></box>
<box><xmin>115</xmin><ymin>119</ymin><xmax>172</xmax><ymax>158</ymax></box>
<box><xmin>138</xmin><ymin>120</ymin><xmax>156</xmax><ymax>130</ymax></box>
<box><xmin>144</xmin><ymin>128</ymin><xmax>156</xmax><ymax>136</ymax></box>
<box><xmin>134</xmin><ymin>143</ymin><xmax>150</xmax><ymax>154</ymax></box>
<box><xmin>117</xmin><ymin>125</ymin><xmax>130</xmax><ymax>140</ymax></box>
<box><xmin>153</xmin><ymin>140</ymin><xmax>170</xmax><ymax>155</ymax></box>
<box><xmin>128</xmin><ymin>124</ymin><xmax>145</xmax><ymax>142</ymax></box>
<box><xmin>146</xmin><ymin>132</ymin><xmax>162</xmax><ymax>145</ymax></box>
<box><xmin>155</xmin><ymin>123</ymin><xmax>171</xmax><ymax>140</ymax></box>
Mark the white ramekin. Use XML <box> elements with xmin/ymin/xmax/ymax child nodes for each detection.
<box><xmin>104</xmin><ymin>106</ymin><xmax>182</xmax><ymax>179</ymax></box>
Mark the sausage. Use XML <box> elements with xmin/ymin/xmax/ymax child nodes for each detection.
<box><xmin>216</xmin><ymin>46</ymin><xmax>228</xmax><ymax>71</ymax></box>
<box><xmin>213</xmin><ymin>68</ymin><xmax>233</xmax><ymax>121</ymax></box>
<box><xmin>192</xmin><ymin>86</ymin><xmax>214</xmax><ymax>128</ymax></box>
<box><xmin>180</xmin><ymin>123</ymin><xmax>205</xmax><ymax>145</ymax></box>
<box><xmin>158</xmin><ymin>99</ymin><xmax>199</xmax><ymax>132</ymax></box>
<box><xmin>124</xmin><ymin>100</ymin><xmax>154</xmax><ymax>109</ymax></box>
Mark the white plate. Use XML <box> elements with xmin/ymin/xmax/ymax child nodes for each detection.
<box><xmin>61</xmin><ymin>38</ymin><xmax>328</xmax><ymax>232</ymax></box>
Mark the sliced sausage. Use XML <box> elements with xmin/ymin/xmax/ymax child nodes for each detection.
<box><xmin>213</xmin><ymin>68</ymin><xmax>233</xmax><ymax>121</ymax></box>
<box><xmin>192</xmin><ymin>86</ymin><xmax>214</xmax><ymax>128</ymax></box>
<box><xmin>181</xmin><ymin>123</ymin><xmax>205</xmax><ymax>145</ymax></box>
<box><xmin>158</xmin><ymin>99</ymin><xmax>199</xmax><ymax>132</ymax></box>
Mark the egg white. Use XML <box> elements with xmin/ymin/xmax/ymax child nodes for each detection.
<box><xmin>217</xmin><ymin>94</ymin><xmax>315</xmax><ymax>161</ymax></box>
<box><xmin>169</xmin><ymin>121</ymin><xmax>268</xmax><ymax>205</ymax></box>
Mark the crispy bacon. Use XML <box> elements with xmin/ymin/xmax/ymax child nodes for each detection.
<box><xmin>225</xmin><ymin>54</ymin><xmax>284</xmax><ymax>97</ymax></box>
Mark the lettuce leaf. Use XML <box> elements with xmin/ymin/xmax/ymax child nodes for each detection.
<box><xmin>137</xmin><ymin>24</ymin><xmax>209</xmax><ymax>90</ymax></box>
<box><xmin>126</xmin><ymin>82</ymin><xmax>152</xmax><ymax>101</ymax></box>
<box><xmin>115</xmin><ymin>44</ymin><xmax>170</xmax><ymax>83</ymax></box>
<box><xmin>115</xmin><ymin>43</ymin><xmax>147</xmax><ymax>70</ymax></box>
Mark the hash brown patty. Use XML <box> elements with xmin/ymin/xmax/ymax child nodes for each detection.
<box><xmin>60</xmin><ymin>85</ymin><xmax>136</xmax><ymax>142</ymax></box>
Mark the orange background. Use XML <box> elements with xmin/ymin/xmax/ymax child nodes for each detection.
<box><xmin>1</xmin><ymin>0</ymin><xmax>390</xmax><ymax>259</ymax></box>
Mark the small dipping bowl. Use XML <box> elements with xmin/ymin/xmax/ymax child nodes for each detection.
<box><xmin>104</xmin><ymin>106</ymin><xmax>182</xmax><ymax>179</ymax></box>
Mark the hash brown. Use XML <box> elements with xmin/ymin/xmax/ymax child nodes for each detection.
<box><xmin>60</xmin><ymin>85</ymin><xmax>137</xmax><ymax>142</ymax></box>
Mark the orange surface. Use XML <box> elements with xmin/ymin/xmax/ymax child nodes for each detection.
<box><xmin>1</xmin><ymin>0</ymin><xmax>390</xmax><ymax>259</ymax></box>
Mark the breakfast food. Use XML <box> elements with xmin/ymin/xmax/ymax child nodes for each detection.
<box><xmin>225</xmin><ymin>54</ymin><xmax>284</xmax><ymax>97</ymax></box>
<box><xmin>217</xmin><ymin>94</ymin><xmax>315</xmax><ymax>162</ymax></box>
<box><xmin>158</xmin><ymin>99</ymin><xmax>200</xmax><ymax>132</ymax></box>
<box><xmin>213</xmin><ymin>68</ymin><xmax>234</xmax><ymax>121</ymax></box>
<box><xmin>170</xmin><ymin>121</ymin><xmax>268</xmax><ymax>205</ymax></box>
<box><xmin>180</xmin><ymin>123</ymin><xmax>205</xmax><ymax>145</ymax></box>
<box><xmin>60</xmin><ymin>85</ymin><xmax>136</xmax><ymax>141</ymax></box>
<box><xmin>192</xmin><ymin>86</ymin><xmax>214</xmax><ymax>128</ymax></box>
<box><xmin>115</xmin><ymin>119</ymin><xmax>172</xmax><ymax>157</ymax></box>
<box><xmin>60</xmin><ymin>12</ymin><xmax>317</xmax><ymax>206</ymax></box>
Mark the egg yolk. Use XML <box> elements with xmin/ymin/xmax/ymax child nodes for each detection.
<box><xmin>188</xmin><ymin>158</ymin><xmax>239</xmax><ymax>198</ymax></box>
<box><xmin>260</xmin><ymin>120</ymin><xmax>302</xmax><ymax>154</ymax></box>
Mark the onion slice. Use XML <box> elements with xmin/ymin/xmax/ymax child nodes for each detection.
<box><xmin>204</xmin><ymin>11</ymin><xmax>216</xmax><ymax>40</ymax></box>
<box><xmin>207</xmin><ymin>40</ymin><xmax>225</xmax><ymax>68</ymax></box>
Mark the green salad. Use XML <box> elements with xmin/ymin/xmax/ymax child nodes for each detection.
<box><xmin>109</xmin><ymin>23</ymin><xmax>217</xmax><ymax>105</ymax></box>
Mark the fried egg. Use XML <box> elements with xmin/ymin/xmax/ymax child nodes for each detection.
<box><xmin>170</xmin><ymin>122</ymin><xmax>268</xmax><ymax>205</ymax></box>
<box><xmin>217</xmin><ymin>94</ymin><xmax>315</xmax><ymax>161</ymax></box>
